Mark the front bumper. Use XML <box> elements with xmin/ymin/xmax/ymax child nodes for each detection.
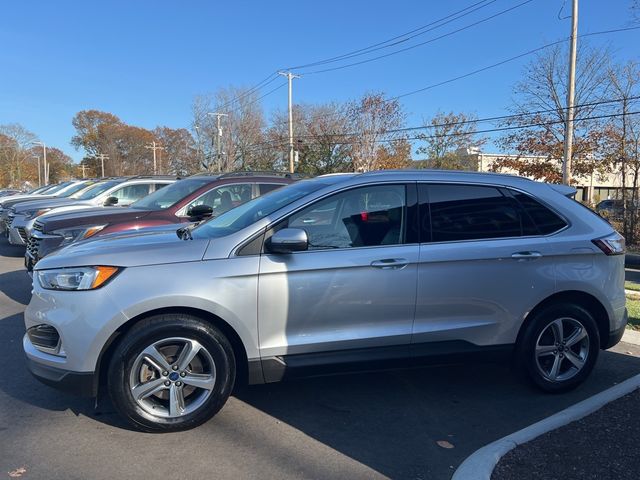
<box><xmin>24</xmin><ymin>354</ymin><xmax>97</xmax><ymax>397</ymax></box>
<box><xmin>8</xmin><ymin>215</ymin><xmax>30</xmax><ymax>245</ymax></box>
<box><xmin>28</xmin><ymin>231</ymin><xmax>64</xmax><ymax>264</ymax></box>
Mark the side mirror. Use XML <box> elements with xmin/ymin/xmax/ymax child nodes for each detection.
<box><xmin>104</xmin><ymin>196</ymin><xmax>118</xmax><ymax>206</ymax></box>
<box><xmin>268</xmin><ymin>228</ymin><xmax>308</xmax><ymax>254</ymax></box>
<box><xmin>188</xmin><ymin>204</ymin><xmax>213</xmax><ymax>220</ymax></box>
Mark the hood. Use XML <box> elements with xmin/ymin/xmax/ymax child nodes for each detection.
<box><xmin>13</xmin><ymin>197</ymin><xmax>84</xmax><ymax>214</ymax></box>
<box><xmin>0</xmin><ymin>194</ymin><xmax>58</xmax><ymax>209</ymax></box>
<box><xmin>38</xmin><ymin>207</ymin><xmax>152</xmax><ymax>232</ymax></box>
<box><xmin>36</xmin><ymin>230</ymin><xmax>210</xmax><ymax>269</ymax></box>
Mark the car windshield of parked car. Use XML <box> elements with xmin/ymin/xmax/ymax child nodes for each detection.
<box><xmin>55</xmin><ymin>181</ymin><xmax>95</xmax><ymax>197</ymax></box>
<box><xmin>130</xmin><ymin>177</ymin><xmax>214</xmax><ymax>210</ymax></box>
<box><xmin>72</xmin><ymin>180</ymin><xmax>121</xmax><ymax>200</ymax></box>
<box><xmin>43</xmin><ymin>182</ymin><xmax>74</xmax><ymax>195</ymax></box>
<box><xmin>192</xmin><ymin>179</ymin><xmax>336</xmax><ymax>239</ymax></box>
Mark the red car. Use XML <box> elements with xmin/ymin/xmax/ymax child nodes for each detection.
<box><xmin>26</xmin><ymin>172</ymin><xmax>296</xmax><ymax>269</ymax></box>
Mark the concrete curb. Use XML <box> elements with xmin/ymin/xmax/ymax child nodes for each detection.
<box><xmin>622</xmin><ymin>328</ymin><xmax>640</xmax><ymax>345</ymax></box>
<box><xmin>452</xmin><ymin>373</ymin><xmax>640</xmax><ymax>480</ymax></box>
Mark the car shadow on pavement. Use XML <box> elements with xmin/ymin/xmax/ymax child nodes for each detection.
<box><xmin>0</xmin><ymin>270</ymin><xmax>32</xmax><ymax>305</ymax></box>
<box><xmin>0</xmin><ymin>239</ymin><xmax>27</xmax><ymax>258</ymax></box>
<box><xmin>233</xmin><ymin>348</ymin><xmax>640</xmax><ymax>479</ymax></box>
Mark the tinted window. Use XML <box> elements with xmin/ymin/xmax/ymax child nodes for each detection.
<box><xmin>512</xmin><ymin>191</ymin><xmax>567</xmax><ymax>235</ymax></box>
<box><xmin>287</xmin><ymin>184</ymin><xmax>406</xmax><ymax>249</ymax></box>
<box><xmin>425</xmin><ymin>184</ymin><xmax>527</xmax><ymax>242</ymax></box>
<box><xmin>258</xmin><ymin>183</ymin><xmax>284</xmax><ymax>195</ymax></box>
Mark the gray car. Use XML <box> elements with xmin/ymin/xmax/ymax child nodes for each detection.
<box><xmin>23</xmin><ymin>170</ymin><xmax>627</xmax><ymax>432</ymax></box>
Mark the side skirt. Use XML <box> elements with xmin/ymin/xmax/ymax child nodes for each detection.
<box><xmin>254</xmin><ymin>341</ymin><xmax>514</xmax><ymax>384</ymax></box>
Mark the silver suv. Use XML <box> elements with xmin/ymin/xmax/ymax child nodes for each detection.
<box><xmin>23</xmin><ymin>171</ymin><xmax>627</xmax><ymax>432</ymax></box>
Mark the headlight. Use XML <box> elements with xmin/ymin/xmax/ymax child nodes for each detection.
<box><xmin>52</xmin><ymin>225</ymin><xmax>106</xmax><ymax>246</ymax></box>
<box><xmin>36</xmin><ymin>266</ymin><xmax>121</xmax><ymax>290</ymax></box>
<box><xmin>26</xmin><ymin>208</ymin><xmax>52</xmax><ymax>219</ymax></box>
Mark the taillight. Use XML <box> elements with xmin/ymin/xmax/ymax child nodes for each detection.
<box><xmin>592</xmin><ymin>233</ymin><xmax>626</xmax><ymax>256</ymax></box>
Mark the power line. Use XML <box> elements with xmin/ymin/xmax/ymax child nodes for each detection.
<box><xmin>270</xmin><ymin>25</ymin><xmax>640</xmax><ymax>128</ymax></box>
<box><xmin>240</xmin><ymin>104</ymin><xmax>640</xmax><ymax>154</ymax></box>
<box><xmin>287</xmin><ymin>0</ymin><xmax>499</xmax><ymax>70</ymax></box>
<box><xmin>299</xmin><ymin>0</ymin><xmax>535</xmax><ymax>75</ymax></box>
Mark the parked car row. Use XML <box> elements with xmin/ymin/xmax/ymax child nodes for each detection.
<box><xmin>2</xmin><ymin>170</ymin><xmax>628</xmax><ymax>432</ymax></box>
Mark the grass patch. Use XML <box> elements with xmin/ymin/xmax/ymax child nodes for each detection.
<box><xmin>625</xmin><ymin>281</ymin><xmax>640</xmax><ymax>292</ymax></box>
<box><xmin>626</xmin><ymin>296</ymin><xmax>640</xmax><ymax>330</ymax></box>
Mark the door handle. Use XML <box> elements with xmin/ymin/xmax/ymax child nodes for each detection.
<box><xmin>511</xmin><ymin>251</ymin><xmax>543</xmax><ymax>260</ymax></box>
<box><xmin>370</xmin><ymin>258</ymin><xmax>409</xmax><ymax>269</ymax></box>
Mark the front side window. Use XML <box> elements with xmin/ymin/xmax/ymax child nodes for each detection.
<box><xmin>111</xmin><ymin>183</ymin><xmax>152</xmax><ymax>205</ymax></box>
<box><xmin>286</xmin><ymin>184</ymin><xmax>406</xmax><ymax>250</ymax></box>
<box><xmin>423</xmin><ymin>184</ymin><xmax>530</xmax><ymax>242</ymax></box>
<box><xmin>183</xmin><ymin>183</ymin><xmax>253</xmax><ymax>217</ymax></box>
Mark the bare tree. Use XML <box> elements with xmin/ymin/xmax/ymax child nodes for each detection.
<box><xmin>346</xmin><ymin>92</ymin><xmax>408</xmax><ymax>172</ymax></box>
<box><xmin>0</xmin><ymin>124</ymin><xmax>38</xmax><ymax>187</ymax></box>
<box><xmin>603</xmin><ymin>61</ymin><xmax>640</xmax><ymax>242</ymax></box>
<box><xmin>416</xmin><ymin>111</ymin><xmax>485</xmax><ymax>170</ymax></box>
<box><xmin>492</xmin><ymin>43</ymin><xmax>613</xmax><ymax>183</ymax></box>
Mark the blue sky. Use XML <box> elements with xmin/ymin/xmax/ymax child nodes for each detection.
<box><xmin>0</xmin><ymin>0</ymin><xmax>638</xmax><ymax>162</ymax></box>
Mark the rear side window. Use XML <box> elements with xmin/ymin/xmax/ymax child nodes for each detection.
<box><xmin>511</xmin><ymin>191</ymin><xmax>567</xmax><ymax>235</ymax></box>
<box><xmin>421</xmin><ymin>184</ymin><xmax>532</xmax><ymax>242</ymax></box>
<box><xmin>258</xmin><ymin>183</ymin><xmax>284</xmax><ymax>195</ymax></box>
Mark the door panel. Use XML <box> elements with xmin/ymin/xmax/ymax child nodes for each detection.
<box><xmin>258</xmin><ymin>245</ymin><xmax>418</xmax><ymax>357</ymax></box>
<box><xmin>257</xmin><ymin>183</ymin><xmax>418</xmax><ymax>358</ymax></box>
<box><xmin>413</xmin><ymin>184</ymin><xmax>557</xmax><ymax>348</ymax></box>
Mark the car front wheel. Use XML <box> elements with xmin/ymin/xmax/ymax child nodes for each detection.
<box><xmin>107</xmin><ymin>314</ymin><xmax>235</xmax><ymax>432</ymax></box>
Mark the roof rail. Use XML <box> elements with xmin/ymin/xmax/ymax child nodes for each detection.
<box><xmin>217</xmin><ymin>170</ymin><xmax>305</xmax><ymax>179</ymax></box>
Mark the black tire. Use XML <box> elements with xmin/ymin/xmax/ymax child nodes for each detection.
<box><xmin>107</xmin><ymin>314</ymin><xmax>235</xmax><ymax>432</ymax></box>
<box><xmin>517</xmin><ymin>303</ymin><xmax>600</xmax><ymax>393</ymax></box>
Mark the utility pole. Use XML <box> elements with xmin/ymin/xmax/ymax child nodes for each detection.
<box><xmin>278</xmin><ymin>71</ymin><xmax>301</xmax><ymax>173</ymax></box>
<box><xmin>145</xmin><ymin>141</ymin><xmax>164</xmax><ymax>174</ymax></box>
<box><xmin>207</xmin><ymin>112</ymin><xmax>228</xmax><ymax>172</ymax></box>
<box><xmin>95</xmin><ymin>153</ymin><xmax>109</xmax><ymax>178</ymax></box>
<box><xmin>31</xmin><ymin>142</ymin><xmax>48</xmax><ymax>184</ymax></box>
<box><xmin>32</xmin><ymin>155</ymin><xmax>41</xmax><ymax>186</ymax></box>
<box><xmin>562</xmin><ymin>0</ymin><xmax>578</xmax><ymax>186</ymax></box>
<box><xmin>80</xmin><ymin>163</ymin><xmax>87</xmax><ymax>179</ymax></box>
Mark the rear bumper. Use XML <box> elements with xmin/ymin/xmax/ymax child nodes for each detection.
<box><xmin>24</xmin><ymin>355</ymin><xmax>97</xmax><ymax>397</ymax></box>
<box><xmin>604</xmin><ymin>308</ymin><xmax>627</xmax><ymax>349</ymax></box>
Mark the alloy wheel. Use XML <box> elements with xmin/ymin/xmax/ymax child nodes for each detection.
<box><xmin>535</xmin><ymin>317</ymin><xmax>590</xmax><ymax>383</ymax></box>
<box><xmin>128</xmin><ymin>337</ymin><xmax>217</xmax><ymax>418</ymax></box>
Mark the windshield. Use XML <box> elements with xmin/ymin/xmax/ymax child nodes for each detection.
<box><xmin>55</xmin><ymin>181</ymin><xmax>95</xmax><ymax>197</ymax></box>
<box><xmin>43</xmin><ymin>182</ymin><xmax>74</xmax><ymax>195</ymax></box>
<box><xmin>131</xmin><ymin>177</ymin><xmax>213</xmax><ymax>210</ymax></box>
<box><xmin>72</xmin><ymin>180</ymin><xmax>121</xmax><ymax>200</ymax></box>
<box><xmin>192</xmin><ymin>179</ymin><xmax>335</xmax><ymax>239</ymax></box>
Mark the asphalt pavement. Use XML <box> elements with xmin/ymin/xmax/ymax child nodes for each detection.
<box><xmin>1</xmin><ymin>238</ymin><xmax>640</xmax><ymax>480</ymax></box>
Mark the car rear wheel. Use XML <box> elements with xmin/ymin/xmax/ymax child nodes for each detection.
<box><xmin>517</xmin><ymin>303</ymin><xmax>600</xmax><ymax>393</ymax></box>
<box><xmin>107</xmin><ymin>314</ymin><xmax>235</xmax><ymax>432</ymax></box>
